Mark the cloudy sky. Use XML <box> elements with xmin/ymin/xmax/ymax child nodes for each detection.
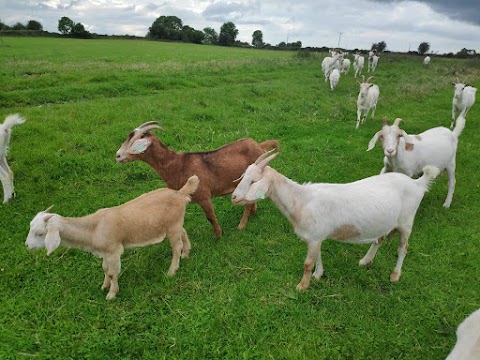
<box><xmin>1</xmin><ymin>0</ymin><xmax>479</xmax><ymax>53</ymax></box>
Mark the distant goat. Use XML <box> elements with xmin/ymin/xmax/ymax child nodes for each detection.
<box><xmin>116</xmin><ymin>121</ymin><xmax>279</xmax><ymax>237</ymax></box>
<box><xmin>446</xmin><ymin>308</ymin><xmax>480</xmax><ymax>360</ymax></box>
<box><xmin>356</xmin><ymin>76</ymin><xmax>380</xmax><ymax>128</ymax></box>
<box><xmin>1</xmin><ymin>114</ymin><xmax>26</xmax><ymax>203</ymax></box>
<box><xmin>367</xmin><ymin>112</ymin><xmax>466</xmax><ymax>208</ymax></box>
<box><xmin>341</xmin><ymin>58</ymin><xmax>351</xmax><ymax>74</ymax></box>
<box><xmin>25</xmin><ymin>175</ymin><xmax>199</xmax><ymax>300</ymax></box>
<box><xmin>368</xmin><ymin>54</ymin><xmax>379</xmax><ymax>72</ymax></box>
<box><xmin>232</xmin><ymin>150</ymin><xmax>439</xmax><ymax>290</ymax></box>
<box><xmin>354</xmin><ymin>53</ymin><xmax>365</xmax><ymax>78</ymax></box>
<box><xmin>322</xmin><ymin>52</ymin><xmax>343</xmax><ymax>82</ymax></box>
<box><xmin>423</xmin><ymin>56</ymin><xmax>431</xmax><ymax>65</ymax></box>
<box><xmin>452</xmin><ymin>80</ymin><xmax>476</xmax><ymax>128</ymax></box>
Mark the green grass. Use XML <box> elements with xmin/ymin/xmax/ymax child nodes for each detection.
<box><xmin>1</xmin><ymin>37</ymin><xmax>479</xmax><ymax>359</ymax></box>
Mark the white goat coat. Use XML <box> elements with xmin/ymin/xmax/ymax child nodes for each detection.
<box><xmin>446</xmin><ymin>308</ymin><xmax>480</xmax><ymax>360</ymax></box>
<box><xmin>329</xmin><ymin>69</ymin><xmax>340</xmax><ymax>91</ymax></box>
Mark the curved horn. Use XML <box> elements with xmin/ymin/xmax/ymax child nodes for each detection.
<box><xmin>366</xmin><ymin>76</ymin><xmax>374</xmax><ymax>83</ymax></box>
<box><xmin>393</xmin><ymin>118</ymin><xmax>403</xmax><ymax>126</ymax></box>
<box><xmin>361</xmin><ymin>75</ymin><xmax>365</xmax><ymax>83</ymax></box>
<box><xmin>44</xmin><ymin>205</ymin><xmax>54</xmax><ymax>213</ymax></box>
<box><xmin>255</xmin><ymin>148</ymin><xmax>277</xmax><ymax>165</ymax></box>
<box><xmin>141</xmin><ymin>124</ymin><xmax>164</xmax><ymax>133</ymax></box>
<box><xmin>137</xmin><ymin>121</ymin><xmax>160</xmax><ymax>129</ymax></box>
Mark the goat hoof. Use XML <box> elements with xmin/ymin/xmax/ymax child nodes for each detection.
<box><xmin>390</xmin><ymin>272</ymin><xmax>400</xmax><ymax>282</ymax></box>
<box><xmin>105</xmin><ymin>292</ymin><xmax>117</xmax><ymax>300</ymax></box>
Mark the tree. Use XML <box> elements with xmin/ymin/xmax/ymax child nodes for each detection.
<box><xmin>252</xmin><ymin>30</ymin><xmax>263</xmax><ymax>48</ymax></box>
<box><xmin>203</xmin><ymin>27</ymin><xmax>218</xmax><ymax>44</ymax></box>
<box><xmin>218</xmin><ymin>22</ymin><xmax>238</xmax><ymax>46</ymax></box>
<box><xmin>70</xmin><ymin>22</ymin><xmax>91</xmax><ymax>38</ymax></box>
<box><xmin>181</xmin><ymin>25</ymin><xmax>204</xmax><ymax>44</ymax></box>
<box><xmin>27</xmin><ymin>20</ymin><xmax>43</xmax><ymax>31</ymax></box>
<box><xmin>371</xmin><ymin>41</ymin><xmax>387</xmax><ymax>52</ymax></box>
<box><xmin>11</xmin><ymin>22</ymin><xmax>26</xmax><ymax>30</ymax></box>
<box><xmin>147</xmin><ymin>16</ymin><xmax>183</xmax><ymax>40</ymax></box>
<box><xmin>418</xmin><ymin>42</ymin><xmax>430</xmax><ymax>55</ymax></box>
<box><xmin>58</xmin><ymin>16</ymin><xmax>74</xmax><ymax>35</ymax></box>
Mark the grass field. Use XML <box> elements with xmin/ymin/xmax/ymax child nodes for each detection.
<box><xmin>1</xmin><ymin>37</ymin><xmax>479</xmax><ymax>359</ymax></box>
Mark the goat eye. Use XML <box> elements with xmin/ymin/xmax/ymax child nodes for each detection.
<box><xmin>398</xmin><ymin>134</ymin><xmax>403</xmax><ymax>138</ymax></box>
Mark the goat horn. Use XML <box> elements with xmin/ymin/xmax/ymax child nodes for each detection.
<box><xmin>233</xmin><ymin>173</ymin><xmax>244</xmax><ymax>183</ymax></box>
<box><xmin>137</xmin><ymin>121</ymin><xmax>160</xmax><ymax>129</ymax></box>
<box><xmin>141</xmin><ymin>124</ymin><xmax>164</xmax><ymax>133</ymax></box>
<box><xmin>44</xmin><ymin>205</ymin><xmax>54</xmax><ymax>213</ymax></box>
<box><xmin>382</xmin><ymin>116</ymin><xmax>388</xmax><ymax>126</ymax></box>
<box><xmin>366</xmin><ymin>76</ymin><xmax>374</xmax><ymax>83</ymax></box>
<box><xmin>393</xmin><ymin>118</ymin><xmax>403</xmax><ymax>126</ymax></box>
<box><xmin>255</xmin><ymin>148</ymin><xmax>277</xmax><ymax>165</ymax></box>
<box><xmin>361</xmin><ymin>75</ymin><xmax>365</xmax><ymax>83</ymax></box>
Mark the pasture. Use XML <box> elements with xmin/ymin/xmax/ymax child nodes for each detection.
<box><xmin>1</xmin><ymin>37</ymin><xmax>479</xmax><ymax>359</ymax></box>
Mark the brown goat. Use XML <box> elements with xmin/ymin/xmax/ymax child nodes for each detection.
<box><xmin>116</xmin><ymin>121</ymin><xmax>279</xmax><ymax>237</ymax></box>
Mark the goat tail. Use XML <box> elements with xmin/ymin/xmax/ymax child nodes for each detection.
<box><xmin>452</xmin><ymin>109</ymin><xmax>466</xmax><ymax>138</ymax></box>
<box><xmin>416</xmin><ymin>166</ymin><xmax>441</xmax><ymax>192</ymax></box>
<box><xmin>259</xmin><ymin>140</ymin><xmax>280</xmax><ymax>152</ymax></box>
<box><xmin>178</xmin><ymin>175</ymin><xmax>200</xmax><ymax>198</ymax></box>
<box><xmin>2</xmin><ymin>114</ymin><xmax>26</xmax><ymax>130</ymax></box>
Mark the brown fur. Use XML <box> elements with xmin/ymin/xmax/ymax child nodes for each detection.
<box><xmin>405</xmin><ymin>143</ymin><xmax>415</xmax><ymax>151</ymax></box>
<box><xmin>415</xmin><ymin>135</ymin><xmax>422</xmax><ymax>141</ymax></box>
<box><xmin>118</xmin><ymin>130</ymin><xmax>279</xmax><ymax>237</ymax></box>
<box><xmin>328</xmin><ymin>224</ymin><xmax>361</xmax><ymax>241</ymax></box>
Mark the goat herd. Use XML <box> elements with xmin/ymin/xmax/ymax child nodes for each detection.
<box><xmin>0</xmin><ymin>50</ymin><xmax>478</xmax><ymax>358</ymax></box>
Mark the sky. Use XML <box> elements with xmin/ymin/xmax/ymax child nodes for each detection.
<box><xmin>1</xmin><ymin>0</ymin><xmax>479</xmax><ymax>54</ymax></box>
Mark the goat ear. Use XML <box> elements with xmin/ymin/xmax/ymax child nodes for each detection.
<box><xmin>128</xmin><ymin>138</ymin><xmax>152</xmax><ymax>155</ymax></box>
<box><xmin>367</xmin><ymin>131</ymin><xmax>382</xmax><ymax>151</ymax></box>
<box><xmin>401</xmin><ymin>130</ymin><xmax>415</xmax><ymax>151</ymax></box>
<box><xmin>45</xmin><ymin>224</ymin><xmax>61</xmax><ymax>256</ymax></box>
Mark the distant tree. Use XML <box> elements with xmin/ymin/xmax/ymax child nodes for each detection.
<box><xmin>371</xmin><ymin>41</ymin><xmax>387</xmax><ymax>52</ymax></box>
<box><xmin>70</xmin><ymin>22</ymin><xmax>91</xmax><ymax>38</ymax></box>
<box><xmin>0</xmin><ymin>21</ymin><xmax>10</xmax><ymax>30</ymax></box>
<box><xmin>418</xmin><ymin>42</ymin><xmax>430</xmax><ymax>55</ymax></box>
<box><xmin>252</xmin><ymin>30</ymin><xmax>263</xmax><ymax>48</ymax></box>
<box><xmin>203</xmin><ymin>27</ymin><xmax>218</xmax><ymax>44</ymax></box>
<box><xmin>181</xmin><ymin>25</ymin><xmax>204</xmax><ymax>44</ymax></box>
<box><xmin>218</xmin><ymin>22</ymin><xmax>238</xmax><ymax>46</ymax></box>
<box><xmin>147</xmin><ymin>16</ymin><xmax>183</xmax><ymax>40</ymax></box>
<box><xmin>11</xmin><ymin>22</ymin><xmax>26</xmax><ymax>30</ymax></box>
<box><xmin>27</xmin><ymin>20</ymin><xmax>43</xmax><ymax>31</ymax></box>
<box><xmin>276</xmin><ymin>41</ymin><xmax>287</xmax><ymax>48</ymax></box>
<box><xmin>58</xmin><ymin>16</ymin><xmax>74</xmax><ymax>35</ymax></box>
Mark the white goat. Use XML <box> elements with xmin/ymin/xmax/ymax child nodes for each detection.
<box><xmin>354</xmin><ymin>53</ymin><xmax>365</xmax><ymax>78</ymax></box>
<box><xmin>1</xmin><ymin>114</ymin><xmax>26</xmax><ymax>203</ymax></box>
<box><xmin>423</xmin><ymin>56</ymin><xmax>431</xmax><ymax>65</ymax></box>
<box><xmin>368</xmin><ymin>55</ymin><xmax>379</xmax><ymax>72</ymax></box>
<box><xmin>356</xmin><ymin>76</ymin><xmax>380</xmax><ymax>129</ymax></box>
<box><xmin>452</xmin><ymin>80</ymin><xmax>476</xmax><ymax>128</ymax></box>
<box><xmin>367</xmin><ymin>112</ymin><xmax>466</xmax><ymax>208</ymax></box>
<box><xmin>232</xmin><ymin>151</ymin><xmax>439</xmax><ymax>290</ymax></box>
<box><xmin>322</xmin><ymin>52</ymin><xmax>343</xmax><ymax>82</ymax></box>
<box><xmin>25</xmin><ymin>175</ymin><xmax>199</xmax><ymax>300</ymax></box>
<box><xmin>446</xmin><ymin>308</ymin><xmax>480</xmax><ymax>360</ymax></box>
<box><xmin>329</xmin><ymin>68</ymin><xmax>340</xmax><ymax>91</ymax></box>
<box><xmin>341</xmin><ymin>58</ymin><xmax>351</xmax><ymax>74</ymax></box>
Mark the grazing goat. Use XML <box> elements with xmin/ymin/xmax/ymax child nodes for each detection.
<box><xmin>367</xmin><ymin>112</ymin><xmax>466</xmax><ymax>208</ymax></box>
<box><xmin>446</xmin><ymin>308</ymin><xmax>480</xmax><ymax>360</ymax></box>
<box><xmin>116</xmin><ymin>121</ymin><xmax>279</xmax><ymax>237</ymax></box>
<box><xmin>232</xmin><ymin>150</ymin><xmax>439</xmax><ymax>290</ymax></box>
<box><xmin>368</xmin><ymin>55</ymin><xmax>379</xmax><ymax>72</ymax></box>
<box><xmin>356</xmin><ymin>76</ymin><xmax>380</xmax><ymax>129</ymax></box>
<box><xmin>452</xmin><ymin>80</ymin><xmax>476</xmax><ymax>128</ymax></box>
<box><xmin>25</xmin><ymin>175</ymin><xmax>199</xmax><ymax>300</ymax></box>
<box><xmin>329</xmin><ymin>69</ymin><xmax>340</xmax><ymax>91</ymax></box>
<box><xmin>1</xmin><ymin>114</ymin><xmax>26</xmax><ymax>203</ymax></box>
<box><xmin>423</xmin><ymin>56</ymin><xmax>431</xmax><ymax>65</ymax></box>
<box><xmin>354</xmin><ymin>53</ymin><xmax>365</xmax><ymax>78</ymax></box>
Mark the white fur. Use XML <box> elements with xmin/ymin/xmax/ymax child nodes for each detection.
<box><xmin>367</xmin><ymin>113</ymin><xmax>466</xmax><ymax>208</ymax></box>
<box><xmin>322</xmin><ymin>52</ymin><xmax>343</xmax><ymax>82</ymax></box>
<box><xmin>446</xmin><ymin>308</ymin><xmax>480</xmax><ymax>360</ymax></box>
<box><xmin>232</xmin><ymin>151</ymin><xmax>439</xmax><ymax>291</ymax></box>
<box><xmin>25</xmin><ymin>176</ymin><xmax>199</xmax><ymax>300</ymax></box>
<box><xmin>423</xmin><ymin>56</ymin><xmax>431</xmax><ymax>65</ymax></box>
<box><xmin>368</xmin><ymin>55</ymin><xmax>379</xmax><ymax>72</ymax></box>
<box><xmin>0</xmin><ymin>114</ymin><xmax>26</xmax><ymax>203</ymax></box>
<box><xmin>356</xmin><ymin>76</ymin><xmax>380</xmax><ymax>129</ymax></box>
<box><xmin>452</xmin><ymin>82</ymin><xmax>476</xmax><ymax>128</ymax></box>
<box><xmin>354</xmin><ymin>53</ymin><xmax>365</xmax><ymax>78</ymax></box>
<box><xmin>329</xmin><ymin>69</ymin><xmax>340</xmax><ymax>91</ymax></box>
<box><xmin>341</xmin><ymin>58</ymin><xmax>351</xmax><ymax>74</ymax></box>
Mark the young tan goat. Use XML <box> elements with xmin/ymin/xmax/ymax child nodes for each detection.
<box><xmin>116</xmin><ymin>121</ymin><xmax>279</xmax><ymax>237</ymax></box>
<box><xmin>25</xmin><ymin>175</ymin><xmax>199</xmax><ymax>300</ymax></box>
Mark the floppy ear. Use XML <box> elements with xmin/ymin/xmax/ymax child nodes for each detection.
<box><xmin>401</xmin><ymin>130</ymin><xmax>415</xmax><ymax>151</ymax></box>
<box><xmin>367</xmin><ymin>131</ymin><xmax>382</xmax><ymax>151</ymax></box>
<box><xmin>45</xmin><ymin>223</ymin><xmax>61</xmax><ymax>256</ymax></box>
<box><xmin>128</xmin><ymin>138</ymin><xmax>152</xmax><ymax>155</ymax></box>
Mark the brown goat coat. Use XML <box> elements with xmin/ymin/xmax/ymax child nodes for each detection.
<box><xmin>118</xmin><ymin>132</ymin><xmax>279</xmax><ymax>237</ymax></box>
